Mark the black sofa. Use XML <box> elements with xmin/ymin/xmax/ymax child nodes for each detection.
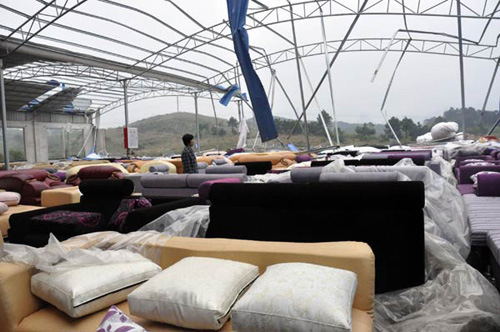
<box><xmin>8</xmin><ymin>179</ymin><xmax>204</xmax><ymax>247</ymax></box>
<box><xmin>206</xmin><ymin>181</ymin><xmax>426</xmax><ymax>293</ymax></box>
<box><xmin>235</xmin><ymin>161</ymin><xmax>272</xmax><ymax>175</ymax></box>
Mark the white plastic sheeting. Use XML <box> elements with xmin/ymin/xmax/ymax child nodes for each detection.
<box><xmin>0</xmin><ymin>205</ymin><xmax>211</xmax><ymax>269</ymax></box>
<box><xmin>139</xmin><ymin>205</ymin><xmax>210</xmax><ymax>237</ymax></box>
<box><xmin>431</xmin><ymin>122</ymin><xmax>459</xmax><ymax>140</ymax></box>
<box><xmin>0</xmin><ymin>234</ymin><xmax>153</xmax><ymax>274</ymax></box>
<box><xmin>346</xmin><ymin>162</ymin><xmax>500</xmax><ymax>331</ymax></box>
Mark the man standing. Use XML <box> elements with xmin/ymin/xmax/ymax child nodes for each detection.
<box><xmin>181</xmin><ymin>133</ymin><xmax>198</xmax><ymax>174</ymax></box>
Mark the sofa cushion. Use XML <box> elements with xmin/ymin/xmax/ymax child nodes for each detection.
<box><xmin>0</xmin><ymin>191</ymin><xmax>21</xmax><ymax>206</ymax></box>
<box><xmin>319</xmin><ymin>172</ymin><xmax>400</xmax><ymax>182</ymax></box>
<box><xmin>79</xmin><ymin>179</ymin><xmax>134</xmax><ymax>197</ymax></box>
<box><xmin>96</xmin><ymin>305</ymin><xmax>147</xmax><ymax>332</ymax></box>
<box><xmin>141</xmin><ymin>174</ymin><xmax>188</xmax><ymax>188</ymax></box>
<box><xmin>206</xmin><ymin>165</ymin><xmax>247</xmax><ymax>175</ymax></box>
<box><xmin>21</xmin><ymin>181</ymin><xmax>50</xmax><ymax>204</ymax></box>
<box><xmin>78</xmin><ymin>166</ymin><xmax>123</xmax><ymax>181</ymax></box>
<box><xmin>232</xmin><ymin>263</ymin><xmax>357</xmax><ymax>332</ymax></box>
<box><xmin>30</xmin><ymin>210</ymin><xmax>106</xmax><ymax>234</ymax></box>
<box><xmin>290</xmin><ymin>167</ymin><xmax>323</xmax><ymax>183</ymax></box>
<box><xmin>148</xmin><ymin>164</ymin><xmax>170</xmax><ymax>173</ymax></box>
<box><xmin>128</xmin><ymin>257</ymin><xmax>259</xmax><ymax>330</ymax></box>
<box><xmin>0</xmin><ymin>173</ymin><xmax>33</xmax><ymax>193</ymax></box>
<box><xmin>186</xmin><ymin>174</ymin><xmax>247</xmax><ymax>188</ymax></box>
<box><xmin>198</xmin><ymin>178</ymin><xmax>242</xmax><ymax>200</ymax></box>
<box><xmin>31</xmin><ymin>261</ymin><xmax>161</xmax><ymax>318</ymax></box>
<box><xmin>109</xmin><ymin>198</ymin><xmax>152</xmax><ymax>232</ymax></box>
<box><xmin>477</xmin><ymin>173</ymin><xmax>500</xmax><ymax>197</ymax></box>
<box><xmin>457</xmin><ymin>184</ymin><xmax>476</xmax><ymax>195</ymax></box>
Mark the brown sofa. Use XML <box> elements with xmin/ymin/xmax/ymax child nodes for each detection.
<box><xmin>0</xmin><ymin>237</ymin><xmax>374</xmax><ymax>332</ymax></box>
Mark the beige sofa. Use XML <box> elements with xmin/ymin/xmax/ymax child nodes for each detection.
<box><xmin>0</xmin><ymin>237</ymin><xmax>375</xmax><ymax>332</ymax></box>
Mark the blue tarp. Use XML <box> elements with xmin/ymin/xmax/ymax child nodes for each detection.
<box><xmin>227</xmin><ymin>0</ymin><xmax>278</xmax><ymax>142</ymax></box>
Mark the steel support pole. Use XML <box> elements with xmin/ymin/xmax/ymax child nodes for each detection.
<box><xmin>288</xmin><ymin>0</ymin><xmax>369</xmax><ymax>139</ymax></box>
<box><xmin>122</xmin><ymin>80</ymin><xmax>130</xmax><ymax>157</ymax></box>
<box><xmin>194</xmin><ymin>93</ymin><xmax>200</xmax><ymax>153</ymax></box>
<box><xmin>456</xmin><ymin>0</ymin><xmax>467</xmax><ymax>138</ymax></box>
<box><xmin>0</xmin><ymin>59</ymin><xmax>10</xmax><ymax>170</ymax></box>
<box><xmin>481</xmin><ymin>58</ymin><xmax>500</xmax><ymax>115</ymax></box>
<box><xmin>319</xmin><ymin>6</ymin><xmax>340</xmax><ymax>146</ymax></box>
<box><xmin>288</xmin><ymin>2</ymin><xmax>311</xmax><ymax>150</ymax></box>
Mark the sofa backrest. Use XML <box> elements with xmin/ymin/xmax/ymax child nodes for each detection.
<box><xmin>457</xmin><ymin>165</ymin><xmax>500</xmax><ymax>184</ymax></box>
<box><xmin>235</xmin><ymin>161</ymin><xmax>272</xmax><ymax>175</ymax></box>
<box><xmin>159</xmin><ymin>237</ymin><xmax>375</xmax><ymax>317</ymax></box>
<box><xmin>79</xmin><ymin>179</ymin><xmax>135</xmax><ymax>221</ymax></box>
<box><xmin>206</xmin><ymin>182</ymin><xmax>425</xmax><ymax>294</ymax></box>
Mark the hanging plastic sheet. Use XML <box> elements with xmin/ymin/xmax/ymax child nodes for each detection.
<box><xmin>219</xmin><ymin>84</ymin><xmax>241</xmax><ymax>106</ymax></box>
<box><xmin>226</xmin><ymin>0</ymin><xmax>278</xmax><ymax>142</ymax></box>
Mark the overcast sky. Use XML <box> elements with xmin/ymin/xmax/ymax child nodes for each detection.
<box><xmin>2</xmin><ymin>0</ymin><xmax>499</xmax><ymax>128</ymax></box>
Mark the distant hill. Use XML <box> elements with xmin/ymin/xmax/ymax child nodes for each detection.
<box><xmin>424</xmin><ymin>107</ymin><xmax>500</xmax><ymax>132</ymax></box>
<box><xmin>104</xmin><ymin>112</ymin><xmax>388</xmax><ymax>156</ymax></box>
<box><xmin>104</xmin><ymin>108</ymin><xmax>499</xmax><ymax>156</ymax></box>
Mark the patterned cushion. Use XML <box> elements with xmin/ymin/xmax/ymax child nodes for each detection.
<box><xmin>96</xmin><ymin>305</ymin><xmax>146</xmax><ymax>332</ymax></box>
<box><xmin>232</xmin><ymin>263</ymin><xmax>357</xmax><ymax>332</ymax></box>
<box><xmin>31</xmin><ymin>210</ymin><xmax>105</xmax><ymax>233</ymax></box>
<box><xmin>109</xmin><ymin>198</ymin><xmax>152</xmax><ymax>232</ymax></box>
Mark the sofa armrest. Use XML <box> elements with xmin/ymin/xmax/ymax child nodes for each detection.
<box><xmin>0</xmin><ymin>262</ymin><xmax>44</xmax><ymax>332</ymax></box>
<box><xmin>121</xmin><ymin>197</ymin><xmax>206</xmax><ymax>233</ymax></box>
<box><xmin>8</xmin><ymin>203</ymin><xmax>83</xmax><ymax>244</ymax></box>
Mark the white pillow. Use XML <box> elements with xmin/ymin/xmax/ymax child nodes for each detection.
<box><xmin>31</xmin><ymin>261</ymin><xmax>161</xmax><ymax>318</ymax></box>
<box><xmin>231</xmin><ymin>263</ymin><xmax>358</xmax><ymax>332</ymax></box>
<box><xmin>128</xmin><ymin>257</ymin><xmax>259</xmax><ymax>330</ymax></box>
<box><xmin>0</xmin><ymin>191</ymin><xmax>20</xmax><ymax>206</ymax></box>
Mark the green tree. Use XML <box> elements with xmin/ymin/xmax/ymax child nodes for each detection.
<box><xmin>384</xmin><ymin>117</ymin><xmax>403</xmax><ymax>138</ymax></box>
<box><xmin>316</xmin><ymin>110</ymin><xmax>332</xmax><ymax>127</ymax></box>
<box><xmin>355</xmin><ymin>123</ymin><xmax>376</xmax><ymax>139</ymax></box>
<box><xmin>228</xmin><ymin>117</ymin><xmax>238</xmax><ymax>133</ymax></box>
<box><xmin>401</xmin><ymin>117</ymin><xmax>416</xmax><ymax>138</ymax></box>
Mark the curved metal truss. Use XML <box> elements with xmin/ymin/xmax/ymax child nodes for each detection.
<box><xmin>0</xmin><ymin>0</ymin><xmax>499</xmax><ymax>121</ymax></box>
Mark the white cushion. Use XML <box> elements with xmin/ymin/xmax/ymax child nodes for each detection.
<box><xmin>231</xmin><ymin>263</ymin><xmax>358</xmax><ymax>332</ymax></box>
<box><xmin>31</xmin><ymin>261</ymin><xmax>161</xmax><ymax>318</ymax></box>
<box><xmin>128</xmin><ymin>257</ymin><xmax>259</xmax><ymax>330</ymax></box>
<box><xmin>0</xmin><ymin>191</ymin><xmax>20</xmax><ymax>206</ymax></box>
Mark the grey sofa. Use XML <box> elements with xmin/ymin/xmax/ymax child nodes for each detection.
<box><xmin>140</xmin><ymin>173</ymin><xmax>248</xmax><ymax>198</ymax></box>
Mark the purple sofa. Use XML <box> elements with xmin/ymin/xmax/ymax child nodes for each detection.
<box><xmin>456</xmin><ymin>165</ymin><xmax>500</xmax><ymax>184</ymax></box>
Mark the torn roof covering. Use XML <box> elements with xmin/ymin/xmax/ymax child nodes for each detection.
<box><xmin>0</xmin><ymin>0</ymin><xmax>498</xmax><ymax>117</ymax></box>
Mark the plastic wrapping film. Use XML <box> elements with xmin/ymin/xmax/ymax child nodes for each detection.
<box><xmin>326</xmin><ymin>159</ymin><xmax>500</xmax><ymax>331</ymax></box>
<box><xmin>0</xmin><ymin>205</ymin><xmax>210</xmax><ymax>269</ymax></box>
<box><xmin>0</xmin><ymin>234</ymin><xmax>153</xmax><ymax>274</ymax></box>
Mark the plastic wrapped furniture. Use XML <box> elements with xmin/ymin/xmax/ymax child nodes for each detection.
<box><xmin>0</xmin><ymin>238</ymin><xmax>374</xmax><ymax>332</ymax></box>
<box><xmin>206</xmin><ymin>181</ymin><xmax>425</xmax><ymax>293</ymax></box>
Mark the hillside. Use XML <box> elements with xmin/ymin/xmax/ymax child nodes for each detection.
<box><xmin>104</xmin><ymin>108</ymin><xmax>500</xmax><ymax>156</ymax></box>
<box><xmin>104</xmin><ymin>112</ymin><xmax>387</xmax><ymax>156</ymax></box>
